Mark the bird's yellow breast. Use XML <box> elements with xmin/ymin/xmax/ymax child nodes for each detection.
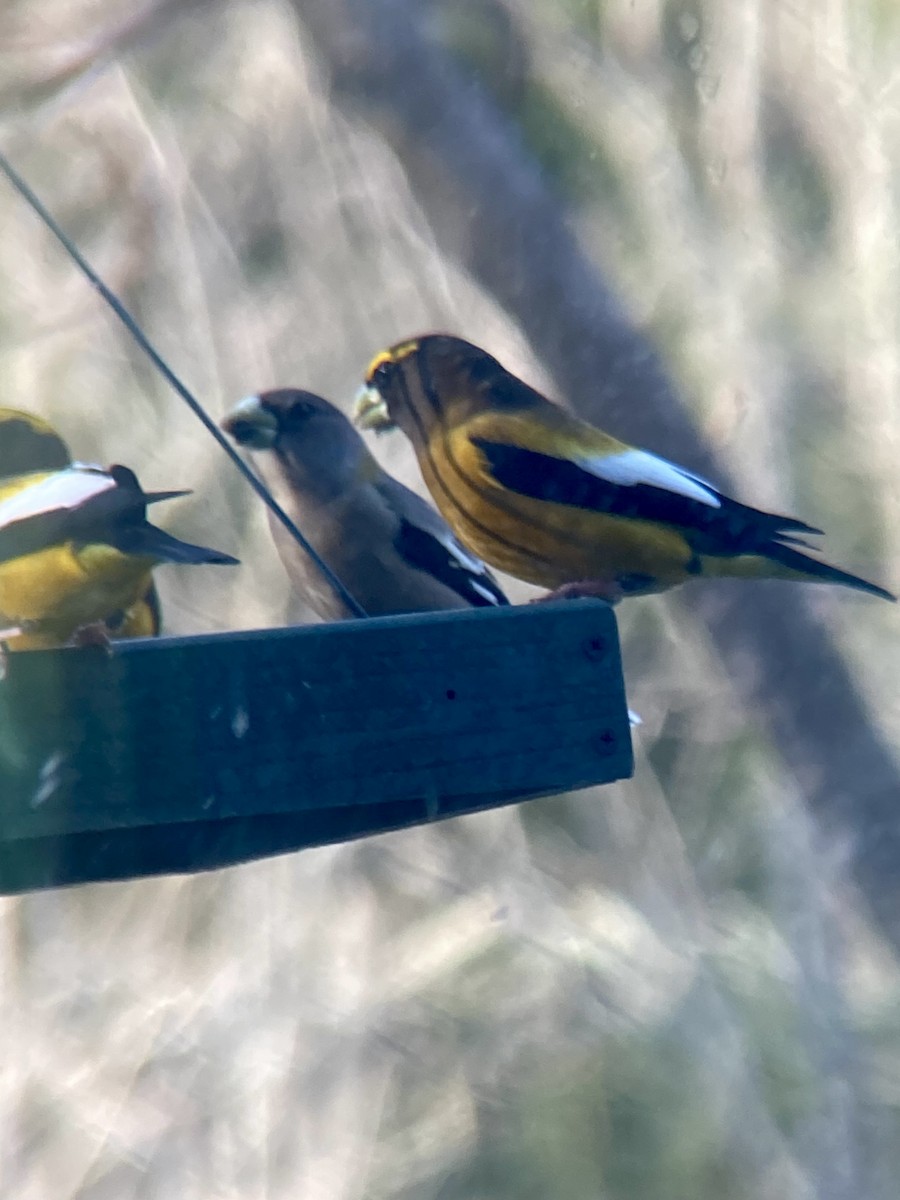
<box><xmin>0</xmin><ymin>542</ymin><xmax>154</xmax><ymax>649</ymax></box>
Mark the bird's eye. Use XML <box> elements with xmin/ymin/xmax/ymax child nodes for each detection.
<box><xmin>287</xmin><ymin>400</ymin><xmax>317</xmax><ymax>423</ymax></box>
<box><xmin>371</xmin><ymin>361</ymin><xmax>394</xmax><ymax>386</ymax></box>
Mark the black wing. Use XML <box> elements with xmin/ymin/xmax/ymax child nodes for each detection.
<box><xmin>394</xmin><ymin>517</ymin><xmax>508</xmax><ymax>607</ymax></box>
<box><xmin>470</xmin><ymin>437</ymin><xmax>819</xmax><ymax>558</ymax></box>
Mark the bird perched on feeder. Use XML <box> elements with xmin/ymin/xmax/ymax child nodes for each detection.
<box><xmin>0</xmin><ymin>421</ymin><xmax>239</xmax><ymax>651</ymax></box>
<box><xmin>0</xmin><ymin>407</ymin><xmax>162</xmax><ymax>641</ymax></box>
<box><xmin>223</xmin><ymin>389</ymin><xmax>508</xmax><ymax>621</ymax></box>
<box><xmin>354</xmin><ymin>334</ymin><xmax>894</xmax><ymax>604</ymax></box>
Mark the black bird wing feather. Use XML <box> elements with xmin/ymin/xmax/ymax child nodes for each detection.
<box><xmin>470</xmin><ymin>438</ymin><xmax>818</xmax><ymax>557</ymax></box>
<box><xmin>376</xmin><ymin>475</ymin><xmax>508</xmax><ymax>607</ymax></box>
<box><xmin>0</xmin><ymin>465</ymin><xmax>237</xmax><ymax>566</ymax></box>
<box><xmin>470</xmin><ymin>438</ymin><xmax>894</xmax><ymax>600</ymax></box>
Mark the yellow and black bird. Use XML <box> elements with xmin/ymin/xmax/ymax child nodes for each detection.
<box><xmin>0</xmin><ymin>410</ymin><xmax>238</xmax><ymax>650</ymax></box>
<box><xmin>0</xmin><ymin>407</ymin><xmax>162</xmax><ymax>641</ymax></box>
<box><xmin>223</xmin><ymin>389</ymin><xmax>508</xmax><ymax>620</ymax></box>
<box><xmin>355</xmin><ymin>334</ymin><xmax>894</xmax><ymax>603</ymax></box>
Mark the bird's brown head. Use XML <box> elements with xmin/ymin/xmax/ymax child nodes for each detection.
<box><xmin>223</xmin><ymin>389</ymin><xmax>372</xmax><ymax>501</ymax></box>
<box><xmin>355</xmin><ymin>334</ymin><xmax>540</xmax><ymax>447</ymax></box>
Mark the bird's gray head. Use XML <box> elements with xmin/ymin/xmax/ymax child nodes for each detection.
<box><xmin>223</xmin><ymin>389</ymin><xmax>370</xmax><ymax>501</ymax></box>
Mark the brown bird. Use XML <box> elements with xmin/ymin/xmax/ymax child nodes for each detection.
<box><xmin>355</xmin><ymin>334</ymin><xmax>894</xmax><ymax>603</ymax></box>
<box><xmin>223</xmin><ymin>389</ymin><xmax>508</xmax><ymax>620</ymax></box>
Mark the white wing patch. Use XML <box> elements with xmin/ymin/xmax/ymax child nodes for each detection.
<box><xmin>0</xmin><ymin>466</ymin><xmax>114</xmax><ymax>529</ymax></box>
<box><xmin>468</xmin><ymin>578</ymin><xmax>503</xmax><ymax>605</ymax></box>
<box><xmin>378</xmin><ymin>473</ymin><xmax>506</xmax><ymax>605</ymax></box>
<box><xmin>420</xmin><ymin>515</ymin><xmax>504</xmax><ymax>604</ymax></box>
<box><xmin>441</xmin><ymin>529</ymin><xmax>489</xmax><ymax>576</ymax></box>
<box><xmin>575</xmin><ymin>449</ymin><xmax>721</xmax><ymax>508</ymax></box>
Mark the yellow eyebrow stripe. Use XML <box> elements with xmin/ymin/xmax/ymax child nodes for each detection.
<box><xmin>390</xmin><ymin>339</ymin><xmax>421</xmax><ymax>361</ymax></box>
<box><xmin>364</xmin><ymin>340</ymin><xmax>422</xmax><ymax>382</ymax></box>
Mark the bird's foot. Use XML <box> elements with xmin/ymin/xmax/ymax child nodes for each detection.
<box><xmin>70</xmin><ymin>622</ymin><xmax>114</xmax><ymax>653</ymax></box>
<box><xmin>531</xmin><ymin>579</ymin><xmax>623</xmax><ymax>605</ymax></box>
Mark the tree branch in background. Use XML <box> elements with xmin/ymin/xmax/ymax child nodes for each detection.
<box><xmin>291</xmin><ymin>0</ymin><xmax>900</xmax><ymax>944</ymax></box>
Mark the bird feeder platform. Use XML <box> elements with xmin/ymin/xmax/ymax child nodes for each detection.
<box><xmin>0</xmin><ymin>601</ymin><xmax>632</xmax><ymax>893</ymax></box>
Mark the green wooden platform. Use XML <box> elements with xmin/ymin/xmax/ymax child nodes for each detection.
<box><xmin>0</xmin><ymin>601</ymin><xmax>632</xmax><ymax>892</ymax></box>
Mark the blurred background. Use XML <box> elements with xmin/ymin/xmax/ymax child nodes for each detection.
<box><xmin>1</xmin><ymin>0</ymin><xmax>899</xmax><ymax>1196</ymax></box>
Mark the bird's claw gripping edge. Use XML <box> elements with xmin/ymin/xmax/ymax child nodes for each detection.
<box><xmin>531</xmin><ymin>579</ymin><xmax>624</xmax><ymax>605</ymax></box>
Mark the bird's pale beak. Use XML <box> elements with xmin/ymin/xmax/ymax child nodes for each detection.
<box><xmin>353</xmin><ymin>385</ymin><xmax>395</xmax><ymax>433</ymax></box>
<box><xmin>222</xmin><ymin>395</ymin><xmax>280</xmax><ymax>449</ymax></box>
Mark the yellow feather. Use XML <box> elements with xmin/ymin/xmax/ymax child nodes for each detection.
<box><xmin>418</xmin><ymin>425</ymin><xmax>692</xmax><ymax>589</ymax></box>
<box><xmin>0</xmin><ymin>541</ymin><xmax>154</xmax><ymax>650</ymax></box>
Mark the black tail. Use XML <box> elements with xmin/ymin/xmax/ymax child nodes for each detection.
<box><xmin>143</xmin><ymin>488</ymin><xmax>192</xmax><ymax>506</ymax></box>
<box><xmin>766</xmin><ymin>542</ymin><xmax>895</xmax><ymax>601</ymax></box>
<box><xmin>107</xmin><ymin>465</ymin><xmax>190</xmax><ymax>509</ymax></box>
<box><xmin>120</xmin><ymin>522</ymin><xmax>239</xmax><ymax>565</ymax></box>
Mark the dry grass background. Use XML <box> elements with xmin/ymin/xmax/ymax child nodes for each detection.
<box><xmin>1</xmin><ymin>1</ymin><xmax>899</xmax><ymax>1196</ymax></box>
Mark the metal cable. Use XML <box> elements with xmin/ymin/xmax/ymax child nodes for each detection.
<box><xmin>0</xmin><ymin>149</ymin><xmax>368</xmax><ymax>619</ymax></box>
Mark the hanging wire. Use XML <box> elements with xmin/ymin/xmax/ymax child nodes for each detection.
<box><xmin>0</xmin><ymin>149</ymin><xmax>368</xmax><ymax>619</ymax></box>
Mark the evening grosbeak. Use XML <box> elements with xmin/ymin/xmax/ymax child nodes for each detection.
<box><xmin>0</xmin><ymin>407</ymin><xmax>162</xmax><ymax>640</ymax></box>
<box><xmin>222</xmin><ymin>389</ymin><xmax>508</xmax><ymax>620</ymax></box>
<box><xmin>0</xmin><ymin>443</ymin><xmax>238</xmax><ymax>650</ymax></box>
<box><xmin>354</xmin><ymin>335</ymin><xmax>894</xmax><ymax>603</ymax></box>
